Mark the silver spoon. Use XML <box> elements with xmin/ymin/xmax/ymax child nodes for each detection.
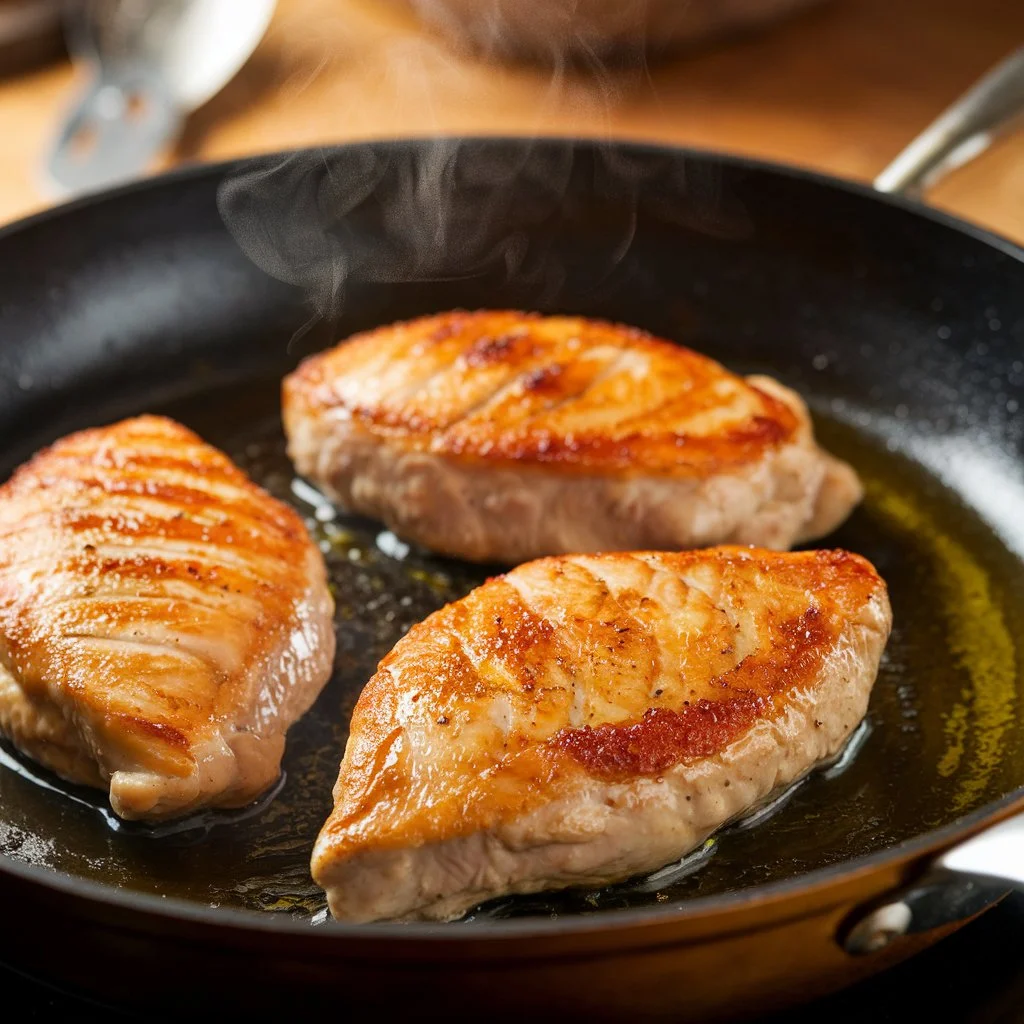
<box><xmin>45</xmin><ymin>0</ymin><xmax>276</xmax><ymax>198</ymax></box>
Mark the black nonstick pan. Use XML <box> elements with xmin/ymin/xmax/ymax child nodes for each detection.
<box><xmin>1</xmin><ymin>55</ymin><xmax>1023</xmax><ymax>1022</ymax></box>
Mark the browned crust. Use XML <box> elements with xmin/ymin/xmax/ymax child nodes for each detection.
<box><xmin>0</xmin><ymin>415</ymin><xmax>324</xmax><ymax>780</ymax></box>
<box><xmin>284</xmin><ymin>310</ymin><xmax>803</xmax><ymax>476</ymax></box>
<box><xmin>555</xmin><ymin>606</ymin><xmax>826</xmax><ymax>779</ymax></box>
<box><xmin>320</xmin><ymin>546</ymin><xmax>886</xmax><ymax>855</ymax></box>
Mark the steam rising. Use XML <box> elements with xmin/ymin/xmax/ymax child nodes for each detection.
<box><xmin>217</xmin><ymin>136</ymin><xmax>747</xmax><ymax>338</ymax></box>
<box><xmin>215</xmin><ymin>10</ymin><xmax>750</xmax><ymax>339</ymax></box>
<box><xmin>217</xmin><ymin>139</ymin><xmax>576</xmax><ymax>319</ymax></box>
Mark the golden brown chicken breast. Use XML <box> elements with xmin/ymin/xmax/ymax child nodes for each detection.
<box><xmin>0</xmin><ymin>415</ymin><xmax>335</xmax><ymax>821</ymax></box>
<box><xmin>283</xmin><ymin>311</ymin><xmax>861</xmax><ymax>563</ymax></box>
<box><xmin>312</xmin><ymin>546</ymin><xmax>891</xmax><ymax>922</ymax></box>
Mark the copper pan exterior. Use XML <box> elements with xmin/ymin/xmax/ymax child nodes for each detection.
<box><xmin>0</xmin><ymin>795</ymin><xmax>1019</xmax><ymax>1019</ymax></box>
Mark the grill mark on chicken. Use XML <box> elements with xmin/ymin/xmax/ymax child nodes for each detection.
<box><xmin>439</xmin><ymin>368</ymin><xmax>549</xmax><ymax>432</ymax></box>
<box><xmin>72</xmin><ymin>538</ymin><xmax>296</xmax><ymax>578</ymax></box>
<box><xmin>514</xmin><ymin>349</ymin><xmax>629</xmax><ymax>425</ymax></box>
<box><xmin>0</xmin><ymin>415</ymin><xmax>336</xmax><ymax>820</ymax></box>
<box><xmin>585</xmin><ymin>354</ymin><xmax>728</xmax><ymax>440</ymax></box>
<box><xmin>60</xmin><ymin>632</ymin><xmax>218</xmax><ymax>662</ymax></box>
<box><xmin>62</xmin><ymin>495</ymin><xmax>295</xmax><ymax>533</ymax></box>
<box><xmin>461</xmin><ymin>330</ymin><xmax>534</xmax><ymax>367</ymax></box>
<box><xmin>384</xmin><ymin>325</ymin><xmax>520</xmax><ymax>406</ymax></box>
<box><xmin>3</xmin><ymin>532</ymin><xmax>298</xmax><ymax>576</ymax></box>
<box><xmin>51</xmin><ymin>479</ymin><xmax>292</xmax><ymax>532</ymax></box>
<box><xmin>674</xmin><ymin>568</ymin><xmax>759</xmax><ymax>667</ymax></box>
<box><xmin>449</xmin><ymin>344</ymin><xmax>607</xmax><ymax>433</ymax></box>
<box><xmin>2</xmin><ymin>440</ymin><xmax>297</xmax><ymax>517</ymax></box>
<box><xmin>537</xmin><ymin>558</ymin><xmax>675</xmax><ymax>718</ymax></box>
<box><xmin>13</xmin><ymin>457</ymin><xmax>263</xmax><ymax>500</ymax></box>
<box><xmin>471</xmin><ymin>583</ymin><xmax>574</xmax><ymax>705</ymax></box>
<box><xmin>0</xmin><ymin>498</ymin><xmax>285</xmax><ymax>542</ymax></box>
<box><xmin>28</xmin><ymin>592</ymin><xmax>266</xmax><ymax>629</ymax></box>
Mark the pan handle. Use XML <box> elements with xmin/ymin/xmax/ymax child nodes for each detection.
<box><xmin>841</xmin><ymin>46</ymin><xmax>1024</xmax><ymax>956</ymax></box>
<box><xmin>841</xmin><ymin>811</ymin><xmax>1024</xmax><ymax>955</ymax></box>
<box><xmin>873</xmin><ymin>46</ymin><xmax>1024</xmax><ymax>199</ymax></box>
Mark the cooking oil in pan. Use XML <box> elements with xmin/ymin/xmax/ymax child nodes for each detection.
<box><xmin>0</xmin><ymin>380</ymin><xmax>1022</xmax><ymax>922</ymax></box>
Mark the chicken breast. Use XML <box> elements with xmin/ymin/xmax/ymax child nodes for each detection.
<box><xmin>283</xmin><ymin>311</ymin><xmax>861</xmax><ymax>563</ymax></box>
<box><xmin>0</xmin><ymin>415</ymin><xmax>335</xmax><ymax>821</ymax></box>
<box><xmin>313</xmin><ymin>546</ymin><xmax>890</xmax><ymax>922</ymax></box>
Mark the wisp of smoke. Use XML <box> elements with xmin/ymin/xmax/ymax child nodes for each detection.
<box><xmin>217</xmin><ymin>136</ymin><xmax>750</xmax><ymax>342</ymax></box>
<box><xmin>215</xmin><ymin>6</ymin><xmax>752</xmax><ymax>344</ymax></box>
<box><xmin>217</xmin><ymin>138</ymin><xmax>576</xmax><ymax>327</ymax></box>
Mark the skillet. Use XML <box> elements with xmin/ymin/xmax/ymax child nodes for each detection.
<box><xmin>0</xmin><ymin>55</ymin><xmax>1023</xmax><ymax>1022</ymax></box>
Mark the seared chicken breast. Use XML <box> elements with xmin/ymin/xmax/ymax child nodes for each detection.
<box><xmin>0</xmin><ymin>416</ymin><xmax>335</xmax><ymax>821</ymax></box>
<box><xmin>313</xmin><ymin>546</ymin><xmax>890</xmax><ymax>922</ymax></box>
<box><xmin>284</xmin><ymin>311</ymin><xmax>861</xmax><ymax>563</ymax></box>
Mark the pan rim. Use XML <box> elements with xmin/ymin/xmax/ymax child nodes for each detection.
<box><xmin>1</xmin><ymin>134</ymin><xmax>1023</xmax><ymax>941</ymax></box>
<box><xmin>3</xmin><ymin>790</ymin><xmax>1021</xmax><ymax>942</ymax></box>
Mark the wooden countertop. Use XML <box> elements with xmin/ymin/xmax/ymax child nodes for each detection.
<box><xmin>0</xmin><ymin>0</ymin><xmax>1022</xmax><ymax>240</ymax></box>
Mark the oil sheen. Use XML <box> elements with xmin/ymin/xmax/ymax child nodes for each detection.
<box><xmin>0</xmin><ymin>380</ymin><xmax>1021</xmax><ymax>922</ymax></box>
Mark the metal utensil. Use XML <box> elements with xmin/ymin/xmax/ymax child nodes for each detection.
<box><xmin>45</xmin><ymin>0</ymin><xmax>276</xmax><ymax>198</ymax></box>
<box><xmin>874</xmin><ymin>45</ymin><xmax>1024</xmax><ymax>197</ymax></box>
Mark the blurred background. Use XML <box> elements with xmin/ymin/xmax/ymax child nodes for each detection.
<box><xmin>0</xmin><ymin>0</ymin><xmax>1021</xmax><ymax>236</ymax></box>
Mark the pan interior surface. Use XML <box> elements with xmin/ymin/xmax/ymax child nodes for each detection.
<box><xmin>0</xmin><ymin>139</ymin><xmax>1022</xmax><ymax>926</ymax></box>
